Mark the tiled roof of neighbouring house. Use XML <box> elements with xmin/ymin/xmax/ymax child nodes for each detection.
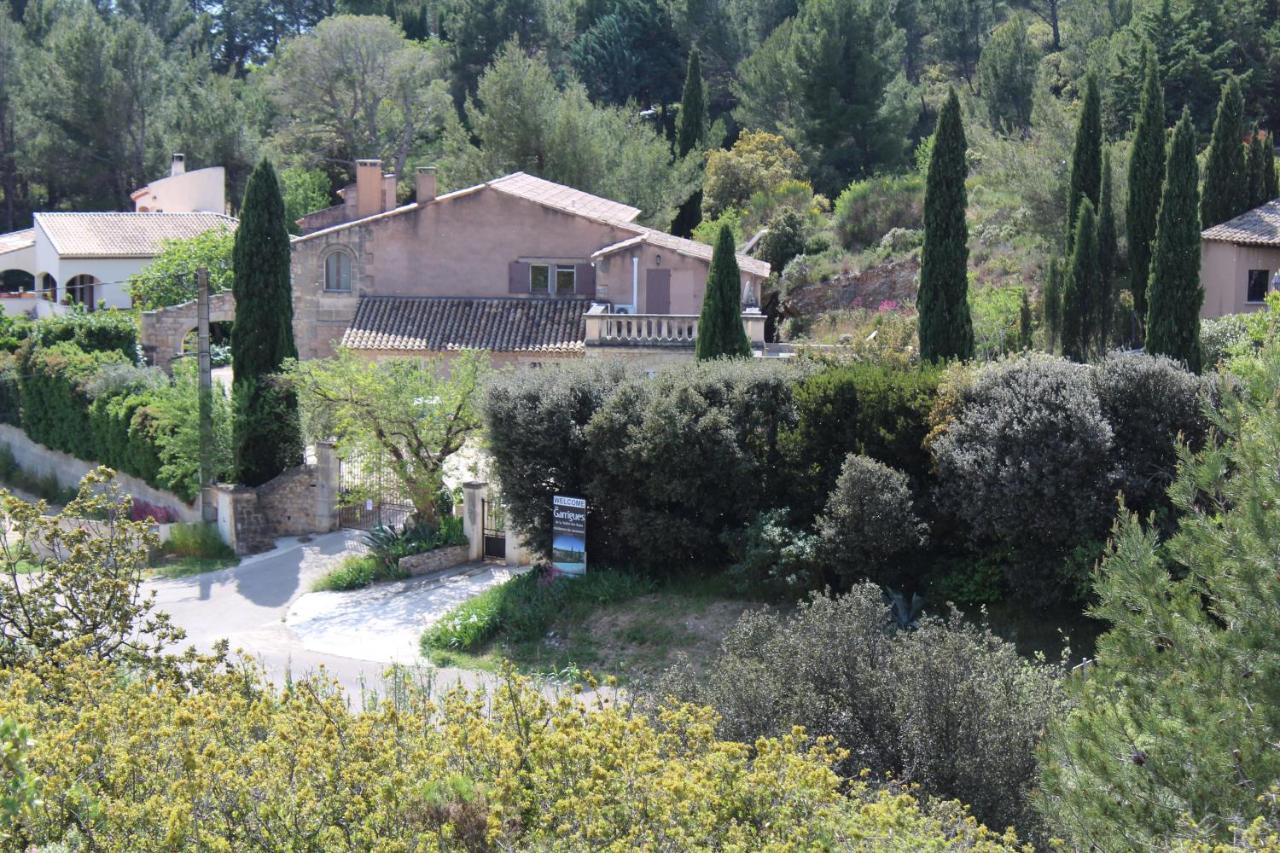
<box><xmin>35</xmin><ymin>212</ymin><xmax>237</xmax><ymax>257</ymax></box>
<box><xmin>0</xmin><ymin>228</ymin><xmax>34</xmax><ymax>255</ymax></box>
<box><xmin>488</xmin><ymin>172</ymin><xmax>642</xmax><ymax>224</ymax></box>
<box><xmin>1202</xmin><ymin>199</ymin><xmax>1280</xmax><ymax>246</ymax></box>
<box><xmin>593</xmin><ymin>228</ymin><xmax>773</xmax><ymax>278</ymax></box>
<box><xmin>341</xmin><ymin>296</ymin><xmax>590</xmax><ymax>353</ymax></box>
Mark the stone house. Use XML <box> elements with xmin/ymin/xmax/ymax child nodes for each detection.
<box><xmin>290</xmin><ymin>161</ymin><xmax>770</xmax><ymax>364</ymax></box>
<box><xmin>1200</xmin><ymin>199</ymin><xmax>1280</xmax><ymax>317</ymax></box>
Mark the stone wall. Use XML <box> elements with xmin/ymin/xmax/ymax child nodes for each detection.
<box><xmin>399</xmin><ymin>544</ymin><xmax>469</xmax><ymax>577</ymax></box>
<box><xmin>215</xmin><ymin>443</ymin><xmax>340</xmax><ymax>555</ymax></box>
<box><xmin>0</xmin><ymin>423</ymin><xmax>199</xmax><ymax>521</ymax></box>
<box><xmin>138</xmin><ymin>290</ymin><xmax>236</xmax><ymax>370</ymax></box>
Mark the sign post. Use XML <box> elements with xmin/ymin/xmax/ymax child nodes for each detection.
<box><xmin>551</xmin><ymin>495</ymin><xmax>587</xmax><ymax>576</ymax></box>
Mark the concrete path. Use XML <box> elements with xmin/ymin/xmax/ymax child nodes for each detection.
<box><xmin>146</xmin><ymin>529</ymin><xmax>518</xmax><ymax>702</ymax></box>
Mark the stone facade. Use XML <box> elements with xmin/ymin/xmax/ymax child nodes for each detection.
<box><xmin>215</xmin><ymin>443</ymin><xmax>340</xmax><ymax>555</ymax></box>
<box><xmin>139</xmin><ymin>290</ymin><xmax>236</xmax><ymax>370</ymax></box>
<box><xmin>398</xmin><ymin>544</ymin><xmax>469</xmax><ymax>576</ymax></box>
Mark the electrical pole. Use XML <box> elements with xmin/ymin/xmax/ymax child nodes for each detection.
<box><xmin>197</xmin><ymin>267</ymin><xmax>216</xmax><ymax>523</ymax></box>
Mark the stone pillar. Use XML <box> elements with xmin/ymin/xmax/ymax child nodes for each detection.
<box><xmin>214</xmin><ymin>485</ymin><xmax>239</xmax><ymax>552</ymax></box>
<box><xmin>313</xmin><ymin>441</ymin><xmax>339</xmax><ymax>531</ymax></box>
<box><xmin>462</xmin><ymin>481</ymin><xmax>486</xmax><ymax>562</ymax></box>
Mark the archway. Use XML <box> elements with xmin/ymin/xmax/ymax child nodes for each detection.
<box><xmin>180</xmin><ymin>320</ymin><xmax>234</xmax><ymax>363</ymax></box>
<box><xmin>0</xmin><ymin>269</ymin><xmax>34</xmax><ymax>294</ymax></box>
<box><xmin>38</xmin><ymin>273</ymin><xmax>57</xmax><ymax>302</ymax></box>
<box><xmin>65</xmin><ymin>274</ymin><xmax>99</xmax><ymax>311</ymax></box>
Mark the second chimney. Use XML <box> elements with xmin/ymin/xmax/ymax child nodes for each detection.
<box><xmin>416</xmin><ymin>166</ymin><xmax>437</xmax><ymax>205</ymax></box>
<box><xmin>355</xmin><ymin>159</ymin><xmax>385</xmax><ymax>219</ymax></box>
<box><xmin>170</xmin><ymin>153</ymin><xmax>186</xmax><ymax>177</ymax></box>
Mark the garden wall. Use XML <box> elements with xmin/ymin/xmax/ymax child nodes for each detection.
<box><xmin>0</xmin><ymin>423</ymin><xmax>200</xmax><ymax>521</ymax></box>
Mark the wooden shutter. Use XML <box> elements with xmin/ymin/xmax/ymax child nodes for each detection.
<box><xmin>575</xmin><ymin>263</ymin><xmax>596</xmax><ymax>297</ymax></box>
<box><xmin>508</xmin><ymin>261</ymin><xmax>530</xmax><ymax>294</ymax></box>
<box><xmin>645</xmin><ymin>269</ymin><xmax>670</xmax><ymax>314</ymax></box>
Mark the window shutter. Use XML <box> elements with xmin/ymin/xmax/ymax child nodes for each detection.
<box><xmin>508</xmin><ymin>261</ymin><xmax>530</xmax><ymax>294</ymax></box>
<box><xmin>575</xmin><ymin>263</ymin><xmax>596</xmax><ymax>297</ymax></box>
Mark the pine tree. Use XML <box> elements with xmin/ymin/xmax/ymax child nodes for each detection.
<box><xmin>1146</xmin><ymin>109</ymin><xmax>1203</xmax><ymax>373</ymax></box>
<box><xmin>1061</xmin><ymin>198</ymin><xmax>1099</xmax><ymax>363</ymax></box>
<box><xmin>1127</xmin><ymin>43</ymin><xmax>1165</xmax><ymax>324</ymax></box>
<box><xmin>232</xmin><ymin>158</ymin><xmax>303</xmax><ymax>485</ymax></box>
<box><xmin>918</xmin><ymin>89</ymin><xmax>974</xmax><ymax>363</ymax></box>
<box><xmin>1067</xmin><ymin>73</ymin><xmax>1102</xmax><ymax>249</ymax></box>
<box><xmin>675</xmin><ymin>47</ymin><xmax>707</xmax><ymax>158</ymax></box>
<box><xmin>1096</xmin><ymin>148</ymin><xmax>1117</xmax><ymax>353</ymax></box>
<box><xmin>1043</xmin><ymin>257</ymin><xmax>1062</xmax><ymax>353</ymax></box>
<box><xmin>1200</xmin><ymin>76</ymin><xmax>1248</xmax><ymax>228</ymax></box>
<box><xmin>695</xmin><ymin>226</ymin><xmax>751</xmax><ymax>360</ymax></box>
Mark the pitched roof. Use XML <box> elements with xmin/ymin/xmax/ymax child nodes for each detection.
<box><xmin>593</xmin><ymin>228</ymin><xmax>773</xmax><ymax>278</ymax></box>
<box><xmin>489</xmin><ymin>172</ymin><xmax>641</xmax><ymax>223</ymax></box>
<box><xmin>0</xmin><ymin>228</ymin><xmax>34</xmax><ymax>256</ymax></box>
<box><xmin>341</xmin><ymin>296</ymin><xmax>589</xmax><ymax>354</ymax></box>
<box><xmin>35</xmin><ymin>212</ymin><xmax>237</xmax><ymax>258</ymax></box>
<box><xmin>1202</xmin><ymin>199</ymin><xmax>1280</xmax><ymax>246</ymax></box>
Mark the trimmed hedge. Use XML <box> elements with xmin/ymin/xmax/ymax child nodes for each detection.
<box><xmin>27</xmin><ymin>310</ymin><xmax>137</xmax><ymax>360</ymax></box>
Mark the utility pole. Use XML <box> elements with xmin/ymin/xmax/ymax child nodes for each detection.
<box><xmin>197</xmin><ymin>266</ymin><xmax>216</xmax><ymax>523</ymax></box>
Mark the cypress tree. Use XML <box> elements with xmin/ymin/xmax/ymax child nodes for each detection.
<box><xmin>1018</xmin><ymin>287</ymin><xmax>1033</xmax><ymax>350</ymax></box>
<box><xmin>1062</xmin><ymin>198</ymin><xmax>1100</xmax><ymax>363</ymax></box>
<box><xmin>675</xmin><ymin>47</ymin><xmax>707</xmax><ymax>158</ymax></box>
<box><xmin>1043</xmin><ymin>257</ymin><xmax>1062</xmax><ymax>353</ymax></box>
<box><xmin>1067</xmin><ymin>73</ymin><xmax>1103</xmax><ymax>249</ymax></box>
<box><xmin>1246</xmin><ymin>126</ymin><xmax>1268</xmax><ymax>208</ymax></box>
<box><xmin>1146</xmin><ymin>109</ymin><xmax>1203</xmax><ymax>373</ymax></box>
<box><xmin>1264</xmin><ymin>135</ymin><xmax>1279</xmax><ymax>201</ymax></box>
<box><xmin>918</xmin><ymin>89</ymin><xmax>974</xmax><ymax>363</ymax></box>
<box><xmin>1200</xmin><ymin>77</ymin><xmax>1248</xmax><ymax>228</ymax></box>
<box><xmin>1127</xmin><ymin>43</ymin><xmax>1165</xmax><ymax>324</ymax></box>
<box><xmin>232</xmin><ymin>158</ymin><xmax>303</xmax><ymax>485</ymax></box>
<box><xmin>695</xmin><ymin>225</ymin><xmax>752</xmax><ymax>360</ymax></box>
<box><xmin>1096</xmin><ymin>148</ymin><xmax>1117</xmax><ymax>353</ymax></box>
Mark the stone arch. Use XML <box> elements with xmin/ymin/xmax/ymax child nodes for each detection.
<box><xmin>139</xmin><ymin>289</ymin><xmax>237</xmax><ymax>370</ymax></box>
<box><xmin>320</xmin><ymin>243</ymin><xmax>358</xmax><ymax>293</ymax></box>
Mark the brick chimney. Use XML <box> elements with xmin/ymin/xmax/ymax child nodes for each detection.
<box><xmin>355</xmin><ymin>159</ymin><xmax>385</xmax><ymax>219</ymax></box>
<box><xmin>416</xmin><ymin>166</ymin><xmax>437</xmax><ymax>204</ymax></box>
<box><xmin>170</xmin><ymin>153</ymin><xmax>186</xmax><ymax>177</ymax></box>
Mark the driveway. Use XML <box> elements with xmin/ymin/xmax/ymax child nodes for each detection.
<box><xmin>146</xmin><ymin>529</ymin><xmax>520</xmax><ymax>700</ymax></box>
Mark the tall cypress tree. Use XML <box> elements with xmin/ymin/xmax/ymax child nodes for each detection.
<box><xmin>1264</xmin><ymin>135</ymin><xmax>1279</xmax><ymax>201</ymax></box>
<box><xmin>1127</xmin><ymin>43</ymin><xmax>1164</xmax><ymax>324</ymax></box>
<box><xmin>695</xmin><ymin>226</ymin><xmax>751</xmax><ymax>360</ymax></box>
<box><xmin>918</xmin><ymin>89</ymin><xmax>974</xmax><ymax>363</ymax></box>
<box><xmin>1096</xmin><ymin>148</ymin><xmax>1117</xmax><ymax>353</ymax></box>
<box><xmin>675</xmin><ymin>47</ymin><xmax>707</xmax><ymax>158</ymax></box>
<box><xmin>232</xmin><ymin>158</ymin><xmax>303</xmax><ymax>485</ymax></box>
<box><xmin>1200</xmin><ymin>77</ymin><xmax>1248</xmax><ymax>228</ymax></box>
<box><xmin>1147</xmin><ymin>109</ymin><xmax>1203</xmax><ymax>373</ymax></box>
<box><xmin>1246</xmin><ymin>125</ymin><xmax>1268</xmax><ymax>208</ymax></box>
<box><xmin>1043</xmin><ymin>257</ymin><xmax>1062</xmax><ymax>353</ymax></box>
<box><xmin>1067</xmin><ymin>74</ymin><xmax>1103</xmax><ymax>249</ymax></box>
<box><xmin>1062</xmin><ymin>198</ymin><xmax>1100</xmax><ymax>364</ymax></box>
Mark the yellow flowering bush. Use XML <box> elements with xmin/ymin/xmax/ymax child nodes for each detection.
<box><xmin>0</xmin><ymin>653</ymin><xmax>1027</xmax><ymax>851</ymax></box>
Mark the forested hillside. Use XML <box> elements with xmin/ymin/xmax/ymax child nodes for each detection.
<box><xmin>0</xmin><ymin>0</ymin><xmax>1274</xmax><ymax>234</ymax></box>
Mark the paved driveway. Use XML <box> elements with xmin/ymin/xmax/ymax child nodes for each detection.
<box><xmin>146</xmin><ymin>530</ymin><xmax>519</xmax><ymax>700</ymax></box>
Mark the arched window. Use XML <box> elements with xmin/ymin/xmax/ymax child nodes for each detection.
<box><xmin>324</xmin><ymin>250</ymin><xmax>353</xmax><ymax>293</ymax></box>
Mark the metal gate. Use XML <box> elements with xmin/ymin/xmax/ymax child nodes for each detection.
<box><xmin>481</xmin><ymin>498</ymin><xmax>506</xmax><ymax>559</ymax></box>
<box><xmin>337</xmin><ymin>452</ymin><xmax>414</xmax><ymax>531</ymax></box>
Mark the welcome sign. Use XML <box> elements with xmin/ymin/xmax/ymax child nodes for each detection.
<box><xmin>552</xmin><ymin>495</ymin><xmax>587</xmax><ymax>576</ymax></box>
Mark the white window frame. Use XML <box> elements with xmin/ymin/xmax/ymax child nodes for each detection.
<box><xmin>555</xmin><ymin>264</ymin><xmax>576</xmax><ymax>296</ymax></box>
<box><xmin>530</xmin><ymin>263</ymin><xmax>550</xmax><ymax>294</ymax></box>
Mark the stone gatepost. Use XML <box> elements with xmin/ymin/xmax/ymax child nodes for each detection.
<box><xmin>313</xmin><ymin>441</ymin><xmax>339</xmax><ymax>532</ymax></box>
<box><xmin>462</xmin><ymin>481</ymin><xmax>486</xmax><ymax>562</ymax></box>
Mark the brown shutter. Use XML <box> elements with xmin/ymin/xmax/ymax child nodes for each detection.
<box><xmin>508</xmin><ymin>261</ymin><xmax>530</xmax><ymax>294</ymax></box>
<box><xmin>575</xmin><ymin>263</ymin><xmax>596</xmax><ymax>297</ymax></box>
<box><xmin>645</xmin><ymin>269</ymin><xmax>670</xmax><ymax>314</ymax></box>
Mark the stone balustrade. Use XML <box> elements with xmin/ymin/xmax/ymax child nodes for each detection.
<box><xmin>584</xmin><ymin>304</ymin><xmax>766</xmax><ymax>350</ymax></box>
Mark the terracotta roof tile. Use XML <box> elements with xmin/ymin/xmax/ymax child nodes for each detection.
<box><xmin>35</xmin><ymin>212</ymin><xmax>237</xmax><ymax>257</ymax></box>
<box><xmin>1202</xmin><ymin>199</ymin><xmax>1280</xmax><ymax>246</ymax></box>
<box><xmin>594</xmin><ymin>228</ymin><xmax>773</xmax><ymax>277</ymax></box>
<box><xmin>341</xmin><ymin>296</ymin><xmax>589</xmax><ymax>353</ymax></box>
<box><xmin>0</xmin><ymin>228</ymin><xmax>34</xmax><ymax>255</ymax></box>
<box><xmin>489</xmin><ymin>173</ymin><xmax>642</xmax><ymax>223</ymax></box>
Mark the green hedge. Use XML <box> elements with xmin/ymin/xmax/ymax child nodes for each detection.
<box><xmin>28</xmin><ymin>310</ymin><xmax>137</xmax><ymax>359</ymax></box>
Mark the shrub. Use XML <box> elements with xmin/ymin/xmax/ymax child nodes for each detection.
<box><xmin>164</xmin><ymin>522</ymin><xmax>234</xmax><ymax>560</ymax></box>
<box><xmin>585</xmin><ymin>359</ymin><xmax>798</xmax><ymax>574</ymax></box>
<box><xmin>311</xmin><ymin>554</ymin><xmax>394</xmax><ymax>592</ymax></box>
<box><xmin>929</xmin><ymin>355</ymin><xmax>1115</xmax><ymax>600</ymax></box>
<box><xmin>18</xmin><ymin>341</ymin><xmax>130</xmax><ymax>462</ymax></box>
<box><xmin>818</xmin><ymin>455</ymin><xmax>926</xmax><ymax>590</ymax></box>
<box><xmin>0</xmin><ymin>352</ymin><xmax>19</xmax><ymax>426</ymax></box>
<box><xmin>423</xmin><ymin>568</ymin><xmax>654</xmax><ymax>652</ymax></box>
<box><xmin>727</xmin><ymin>508</ymin><xmax>822</xmax><ymax>595</ymax></box>
<box><xmin>129</xmin><ymin>499</ymin><xmax>177</xmax><ymax>524</ymax></box>
<box><xmin>653</xmin><ymin>584</ymin><xmax>1065</xmax><ymax>840</ymax></box>
<box><xmin>362</xmin><ymin>516</ymin><xmax>466</xmax><ymax>569</ymax></box>
<box><xmin>1200</xmin><ymin>313</ymin><xmax>1252</xmax><ymax>368</ymax></box>
<box><xmin>833</xmin><ymin>173</ymin><xmax>925</xmax><ymax>250</ymax></box>
<box><xmin>1092</xmin><ymin>352</ymin><xmax>1209</xmax><ymax>517</ymax></box>
<box><xmin>484</xmin><ymin>360</ymin><xmax>633</xmax><ymax>561</ymax></box>
<box><xmin>27</xmin><ymin>310</ymin><xmax>138</xmax><ymax>359</ymax></box>
<box><xmin>782</xmin><ymin>361</ymin><xmax>941</xmax><ymax>519</ymax></box>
